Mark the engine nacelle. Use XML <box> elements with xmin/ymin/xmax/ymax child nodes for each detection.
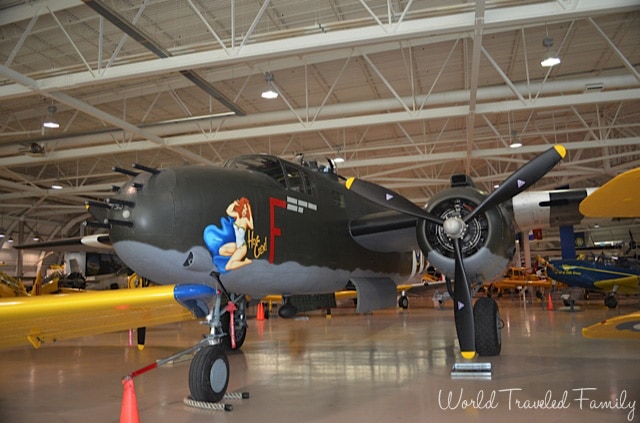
<box><xmin>417</xmin><ymin>186</ymin><xmax>515</xmax><ymax>284</ymax></box>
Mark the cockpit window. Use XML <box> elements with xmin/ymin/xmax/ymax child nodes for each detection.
<box><xmin>225</xmin><ymin>155</ymin><xmax>287</xmax><ymax>188</ymax></box>
<box><xmin>225</xmin><ymin>155</ymin><xmax>318</xmax><ymax>197</ymax></box>
<box><xmin>284</xmin><ymin>165</ymin><xmax>303</xmax><ymax>192</ymax></box>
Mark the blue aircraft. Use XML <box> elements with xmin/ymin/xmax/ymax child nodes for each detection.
<box><xmin>545</xmin><ymin>253</ymin><xmax>639</xmax><ymax>308</ymax></box>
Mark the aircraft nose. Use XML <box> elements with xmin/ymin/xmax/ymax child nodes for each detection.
<box><xmin>107</xmin><ymin>166</ymin><xmax>176</xmax><ymax>240</ymax></box>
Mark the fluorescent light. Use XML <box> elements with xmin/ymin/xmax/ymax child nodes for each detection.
<box><xmin>509</xmin><ymin>141</ymin><xmax>523</xmax><ymax>148</ymax></box>
<box><xmin>51</xmin><ymin>182</ymin><xmax>63</xmax><ymax>190</ymax></box>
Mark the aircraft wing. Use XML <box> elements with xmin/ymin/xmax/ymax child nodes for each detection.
<box><xmin>579</xmin><ymin>167</ymin><xmax>640</xmax><ymax>218</ymax></box>
<box><xmin>261</xmin><ymin>282</ymin><xmax>425</xmax><ymax>304</ymax></box>
<box><xmin>0</xmin><ymin>284</ymin><xmax>216</xmax><ymax>349</ymax></box>
<box><xmin>490</xmin><ymin>279</ymin><xmax>553</xmax><ymax>289</ymax></box>
<box><xmin>582</xmin><ymin>311</ymin><xmax>640</xmax><ymax>340</ymax></box>
<box><xmin>593</xmin><ymin>275</ymin><xmax>639</xmax><ymax>294</ymax></box>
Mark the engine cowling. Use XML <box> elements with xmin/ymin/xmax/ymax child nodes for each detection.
<box><xmin>417</xmin><ymin>186</ymin><xmax>515</xmax><ymax>284</ymax></box>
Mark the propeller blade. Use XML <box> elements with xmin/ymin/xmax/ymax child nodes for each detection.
<box><xmin>345</xmin><ymin>177</ymin><xmax>443</xmax><ymax>225</ymax></box>
<box><xmin>465</xmin><ymin>145</ymin><xmax>566</xmax><ymax>223</ymax></box>
<box><xmin>452</xmin><ymin>238</ymin><xmax>476</xmax><ymax>359</ymax></box>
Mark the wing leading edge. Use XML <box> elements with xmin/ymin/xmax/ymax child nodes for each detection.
<box><xmin>0</xmin><ymin>284</ymin><xmax>216</xmax><ymax>349</ymax></box>
<box><xmin>593</xmin><ymin>275</ymin><xmax>640</xmax><ymax>294</ymax></box>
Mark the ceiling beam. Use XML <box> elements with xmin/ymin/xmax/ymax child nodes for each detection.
<box><xmin>1</xmin><ymin>0</ymin><xmax>637</xmax><ymax>101</ymax></box>
<box><xmin>0</xmin><ymin>87</ymin><xmax>638</xmax><ymax>167</ymax></box>
<box><xmin>81</xmin><ymin>0</ymin><xmax>246</xmax><ymax>116</ymax></box>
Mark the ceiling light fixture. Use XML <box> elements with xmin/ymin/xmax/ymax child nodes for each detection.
<box><xmin>261</xmin><ymin>72</ymin><xmax>278</xmax><ymax>99</ymax></box>
<box><xmin>540</xmin><ymin>37</ymin><xmax>561</xmax><ymax>68</ymax></box>
<box><xmin>333</xmin><ymin>147</ymin><xmax>345</xmax><ymax>164</ymax></box>
<box><xmin>51</xmin><ymin>181</ymin><xmax>63</xmax><ymax>190</ymax></box>
<box><xmin>509</xmin><ymin>130</ymin><xmax>522</xmax><ymax>148</ymax></box>
<box><xmin>43</xmin><ymin>105</ymin><xmax>60</xmax><ymax>129</ymax></box>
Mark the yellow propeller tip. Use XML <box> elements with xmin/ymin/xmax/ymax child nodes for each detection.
<box><xmin>461</xmin><ymin>351</ymin><xmax>476</xmax><ymax>360</ymax></box>
<box><xmin>345</xmin><ymin>177</ymin><xmax>355</xmax><ymax>190</ymax></box>
<box><xmin>137</xmin><ymin>345</ymin><xmax>145</xmax><ymax>351</ymax></box>
<box><xmin>554</xmin><ymin>144</ymin><xmax>566</xmax><ymax>159</ymax></box>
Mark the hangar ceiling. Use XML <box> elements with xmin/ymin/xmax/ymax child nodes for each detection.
<box><xmin>0</xmin><ymin>0</ymin><xmax>638</xmax><ymax>247</ymax></box>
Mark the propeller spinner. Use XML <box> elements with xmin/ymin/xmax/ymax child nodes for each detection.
<box><xmin>346</xmin><ymin>145</ymin><xmax>566</xmax><ymax>358</ymax></box>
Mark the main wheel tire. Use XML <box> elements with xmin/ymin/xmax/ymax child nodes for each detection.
<box><xmin>604</xmin><ymin>295</ymin><xmax>618</xmax><ymax>309</ymax></box>
<box><xmin>188</xmin><ymin>346</ymin><xmax>229</xmax><ymax>403</ymax></box>
<box><xmin>474</xmin><ymin>297</ymin><xmax>502</xmax><ymax>356</ymax></box>
<box><xmin>398</xmin><ymin>295</ymin><xmax>409</xmax><ymax>309</ymax></box>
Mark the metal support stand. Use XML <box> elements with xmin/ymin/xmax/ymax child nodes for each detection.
<box><xmin>451</xmin><ymin>362</ymin><xmax>492</xmax><ymax>380</ymax></box>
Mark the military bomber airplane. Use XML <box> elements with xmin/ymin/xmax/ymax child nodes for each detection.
<box><xmin>1</xmin><ymin>145</ymin><xmax>566</xmax><ymax>403</ymax></box>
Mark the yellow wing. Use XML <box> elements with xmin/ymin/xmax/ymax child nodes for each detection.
<box><xmin>593</xmin><ymin>275</ymin><xmax>639</xmax><ymax>294</ymax></box>
<box><xmin>582</xmin><ymin>311</ymin><xmax>640</xmax><ymax>340</ymax></box>
<box><xmin>0</xmin><ymin>284</ymin><xmax>216</xmax><ymax>349</ymax></box>
<box><xmin>262</xmin><ymin>282</ymin><xmax>427</xmax><ymax>304</ymax></box>
<box><xmin>580</xmin><ymin>167</ymin><xmax>640</xmax><ymax>218</ymax></box>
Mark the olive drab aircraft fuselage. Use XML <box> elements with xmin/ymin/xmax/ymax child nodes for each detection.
<box><xmin>104</xmin><ymin>155</ymin><xmax>423</xmax><ymax>307</ymax></box>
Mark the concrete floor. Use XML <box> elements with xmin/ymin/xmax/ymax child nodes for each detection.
<box><xmin>1</xmin><ymin>293</ymin><xmax>638</xmax><ymax>423</ymax></box>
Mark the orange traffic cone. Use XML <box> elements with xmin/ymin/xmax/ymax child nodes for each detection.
<box><xmin>256</xmin><ymin>302</ymin><xmax>265</xmax><ymax>321</ymax></box>
<box><xmin>120</xmin><ymin>376</ymin><xmax>139</xmax><ymax>423</ymax></box>
<box><xmin>547</xmin><ymin>293</ymin><xmax>554</xmax><ymax>311</ymax></box>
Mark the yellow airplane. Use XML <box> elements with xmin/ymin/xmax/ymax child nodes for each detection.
<box><xmin>486</xmin><ymin>266</ymin><xmax>554</xmax><ymax>291</ymax></box>
<box><xmin>0</xmin><ymin>271</ymin><xmax>29</xmax><ymax>298</ymax></box>
<box><xmin>578</xmin><ymin>167</ymin><xmax>640</xmax><ymax>340</ymax></box>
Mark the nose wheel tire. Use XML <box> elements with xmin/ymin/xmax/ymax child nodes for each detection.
<box><xmin>188</xmin><ymin>345</ymin><xmax>229</xmax><ymax>403</ymax></box>
<box><xmin>473</xmin><ymin>297</ymin><xmax>502</xmax><ymax>356</ymax></box>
